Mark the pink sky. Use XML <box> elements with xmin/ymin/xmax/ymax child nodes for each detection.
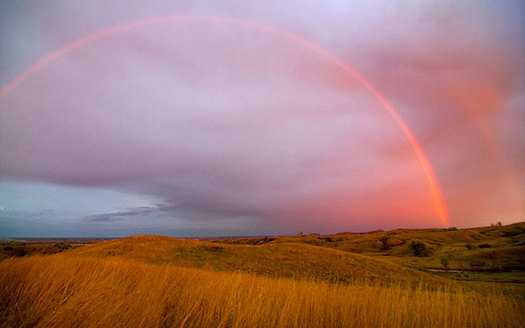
<box><xmin>0</xmin><ymin>1</ymin><xmax>523</xmax><ymax>237</ymax></box>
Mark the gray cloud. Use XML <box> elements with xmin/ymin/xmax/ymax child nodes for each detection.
<box><xmin>83</xmin><ymin>204</ymin><xmax>177</xmax><ymax>223</ymax></box>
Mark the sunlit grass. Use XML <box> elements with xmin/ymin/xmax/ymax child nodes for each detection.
<box><xmin>59</xmin><ymin>235</ymin><xmax>450</xmax><ymax>288</ymax></box>
<box><xmin>1</xmin><ymin>254</ymin><xmax>523</xmax><ymax>328</ymax></box>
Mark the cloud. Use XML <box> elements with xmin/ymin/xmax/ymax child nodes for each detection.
<box><xmin>0</xmin><ymin>1</ymin><xmax>523</xmax><ymax>235</ymax></box>
<box><xmin>83</xmin><ymin>204</ymin><xmax>176</xmax><ymax>223</ymax></box>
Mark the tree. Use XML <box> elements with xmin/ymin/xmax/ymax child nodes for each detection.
<box><xmin>409</xmin><ymin>240</ymin><xmax>429</xmax><ymax>257</ymax></box>
<box><xmin>379</xmin><ymin>236</ymin><xmax>391</xmax><ymax>250</ymax></box>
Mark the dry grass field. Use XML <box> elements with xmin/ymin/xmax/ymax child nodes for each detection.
<box><xmin>1</xmin><ymin>223</ymin><xmax>524</xmax><ymax>327</ymax></box>
<box><xmin>1</xmin><ymin>255</ymin><xmax>523</xmax><ymax>328</ymax></box>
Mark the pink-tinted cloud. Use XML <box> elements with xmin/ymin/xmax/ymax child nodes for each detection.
<box><xmin>0</xmin><ymin>1</ymin><xmax>523</xmax><ymax>236</ymax></box>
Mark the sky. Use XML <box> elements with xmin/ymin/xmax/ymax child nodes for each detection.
<box><xmin>0</xmin><ymin>0</ymin><xmax>524</xmax><ymax>237</ymax></box>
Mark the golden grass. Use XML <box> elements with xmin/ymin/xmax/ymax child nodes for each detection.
<box><xmin>61</xmin><ymin>235</ymin><xmax>450</xmax><ymax>288</ymax></box>
<box><xmin>1</xmin><ymin>254</ymin><xmax>523</xmax><ymax>328</ymax></box>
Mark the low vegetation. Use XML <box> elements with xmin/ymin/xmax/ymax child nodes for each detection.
<box><xmin>216</xmin><ymin>222</ymin><xmax>524</xmax><ymax>280</ymax></box>
<box><xmin>1</xmin><ymin>255</ymin><xmax>523</xmax><ymax>328</ymax></box>
<box><xmin>62</xmin><ymin>235</ymin><xmax>449</xmax><ymax>288</ymax></box>
<box><xmin>0</xmin><ymin>222</ymin><xmax>523</xmax><ymax>327</ymax></box>
<box><xmin>409</xmin><ymin>240</ymin><xmax>429</xmax><ymax>257</ymax></box>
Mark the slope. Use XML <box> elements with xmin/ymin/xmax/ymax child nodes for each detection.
<box><xmin>65</xmin><ymin>235</ymin><xmax>447</xmax><ymax>287</ymax></box>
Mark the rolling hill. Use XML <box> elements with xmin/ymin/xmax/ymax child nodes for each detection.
<box><xmin>65</xmin><ymin>235</ymin><xmax>448</xmax><ymax>287</ymax></box>
<box><xmin>1</xmin><ymin>223</ymin><xmax>524</xmax><ymax>327</ymax></box>
<box><xmin>212</xmin><ymin>222</ymin><xmax>525</xmax><ymax>276</ymax></box>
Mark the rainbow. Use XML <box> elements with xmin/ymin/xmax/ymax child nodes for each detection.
<box><xmin>0</xmin><ymin>15</ymin><xmax>450</xmax><ymax>226</ymax></box>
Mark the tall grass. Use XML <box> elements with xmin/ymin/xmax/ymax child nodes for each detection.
<box><xmin>1</xmin><ymin>255</ymin><xmax>523</xmax><ymax>328</ymax></box>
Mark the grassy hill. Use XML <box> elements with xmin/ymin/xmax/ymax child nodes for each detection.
<box><xmin>65</xmin><ymin>235</ymin><xmax>448</xmax><ymax>287</ymax></box>
<box><xmin>1</xmin><ymin>223</ymin><xmax>524</xmax><ymax>327</ymax></box>
<box><xmin>212</xmin><ymin>222</ymin><xmax>525</xmax><ymax>281</ymax></box>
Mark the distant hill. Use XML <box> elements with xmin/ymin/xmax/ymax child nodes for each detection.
<box><xmin>212</xmin><ymin>222</ymin><xmax>525</xmax><ymax>275</ymax></box>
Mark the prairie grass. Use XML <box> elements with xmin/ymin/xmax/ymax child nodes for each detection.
<box><xmin>61</xmin><ymin>235</ymin><xmax>450</xmax><ymax>288</ymax></box>
<box><xmin>1</xmin><ymin>255</ymin><xmax>523</xmax><ymax>328</ymax></box>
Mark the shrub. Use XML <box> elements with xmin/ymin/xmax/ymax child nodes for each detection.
<box><xmin>478</xmin><ymin>244</ymin><xmax>492</xmax><ymax>249</ymax></box>
<box><xmin>200</xmin><ymin>246</ymin><xmax>223</xmax><ymax>252</ymax></box>
<box><xmin>11</xmin><ymin>247</ymin><xmax>27</xmax><ymax>257</ymax></box>
<box><xmin>409</xmin><ymin>240</ymin><xmax>429</xmax><ymax>257</ymax></box>
<box><xmin>465</xmin><ymin>243</ymin><xmax>474</xmax><ymax>250</ymax></box>
<box><xmin>54</xmin><ymin>243</ymin><xmax>72</xmax><ymax>250</ymax></box>
<box><xmin>440</xmin><ymin>256</ymin><xmax>450</xmax><ymax>269</ymax></box>
<box><xmin>379</xmin><ymin>236</ymin><xmax>391</xmax><ymax>251</ymax></box>
<box><xmin>260</xmin><ymin>237</ymin><xmax>275</xmax><ymax>244</ymax></box>
<box><xmin>470</xmin><ymin>260</ymin><xmax>487</xmax><ymax>268</ymax></box>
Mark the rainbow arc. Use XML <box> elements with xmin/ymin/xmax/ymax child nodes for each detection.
<box><xmin>0</xmin><ymin>15</ymin><xmax>450</xmax><ymax>226</ymax></box>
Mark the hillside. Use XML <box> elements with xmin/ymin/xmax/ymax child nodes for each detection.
<box><xmin>2</xmin><ymin>222</ymin><xmax>523</xmax><ymax>284</ymax></box>
<box><xmin>65</xmin><ymin>235</ymin><xmax>448</xmax><ymax>287</ymax></box>
<box><xmin>1</xmin><ymin>224</ymin><xmax>524</xmax><ymax>327</ymax></box>
<box><xmin>212</xmin><ymin>222</ymin><xmax>525</xmax><ymax>281</ymax></box>
<box><xmin>2</xmin><ymin>255</ymin><xmax>523</xmax><ymax>328</ymax></box>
